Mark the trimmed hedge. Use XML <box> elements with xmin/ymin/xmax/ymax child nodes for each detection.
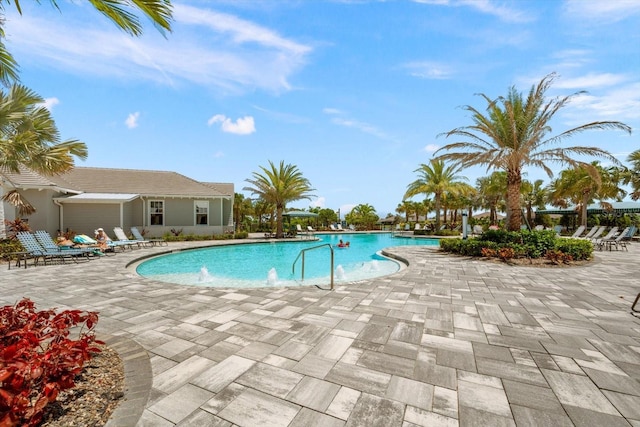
<box><xmin>163</xmin><ymin>231</ymin><xmax>249</xmax><ymax>242</ymax></box>
<box><xmin>440</xmin><ymin>230</ymin><xmax>593</xmax><ymax>261</ymax></box>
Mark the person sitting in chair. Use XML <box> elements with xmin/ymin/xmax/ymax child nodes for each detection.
<box><xmin>94</xmin><ymin>228</ymin><xmax>109</xmax><ymax>251</ymax></box>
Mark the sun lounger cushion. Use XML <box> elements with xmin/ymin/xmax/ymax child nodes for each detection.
<box><xmin>73</xmin><ymin>234</ymin><xmax>97</xmax><ymax>244</ymax></box>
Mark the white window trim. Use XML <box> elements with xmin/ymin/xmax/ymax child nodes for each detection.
<box><xmin>149</xmin><ymin>200</ymin><xmax>164</xmax><ymax>226</ymax></box>
<box><xmin>195</xmin><ymin>200</ymin><xmax>209</xmax><ymax>226</ymax></box>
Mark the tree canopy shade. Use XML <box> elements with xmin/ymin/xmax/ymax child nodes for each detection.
<box><xmin>243</xmin><ymin>161</ymin><xmax>315</xmax><ymax>238</ymax></box>
<box><xmin>0</xmin><ymin>0</ymin><xmax>174</xmax><ymax>86</ymax></box>
<box><xmin>434</xmin><ymin>73</ymin><xmax>632</xmax><ymax>231</ymax></box>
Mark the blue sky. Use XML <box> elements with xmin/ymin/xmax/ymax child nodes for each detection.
<box><xmin>4</xmin><ymin>0</ymin><xmax>639</xmax><ymax>217</ymax></box>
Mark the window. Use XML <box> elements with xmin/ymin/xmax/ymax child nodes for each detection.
<box><xmin>150</xmin><ymin>201</ymin><xmax>164</xmax><ymax>225</ymax></box>
<box><xmin>195</xmin><ymin>201</ymin><xmax>208</xmax><ymax>225</ymax></box>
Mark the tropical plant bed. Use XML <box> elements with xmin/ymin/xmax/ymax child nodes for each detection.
<box><xmin>474</xmin><ymin>254</ymin><xmax>592</xmax><ymax>268</ymax></box>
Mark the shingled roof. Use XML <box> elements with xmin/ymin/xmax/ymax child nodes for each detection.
<box><xmin>50</xmin><ymin>167</ymin><xmax>232</xmax><ymax>198</ymax></box>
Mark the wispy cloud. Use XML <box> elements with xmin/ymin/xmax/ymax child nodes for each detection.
<box><xmin>564</xmin><ymin>83</ymin><xmax>640</xmax><ymax>122</ymax></box>
<box><xmin>402</xmin><ymin>61</ymin><xmax>453</xmax><ymax>80</ymax></box>
<box><xmin>554</xmin><ymin>73</ymin><xmax>629</xmax><ymax>90</ymax></box>
<box><xmin>125</xmin><ymin>112</ymin><xmax>140</xmax><ymax>129</ymax></box>
<box><xmin>563</xmin><ymin>0</ymin><xmax>640</xmax><ymax>22</ymax></box>
<box><xmin>323</xmin><ymin>108</ymin><xmax>392</xmax><ymax>141</ymax></box>
<box><xmin>252</xmin><ymin>105</ymin><xmax>310</xmax><ymax>124</ymax></box>
<box><xmin>412</xmin><ymin>0</ymin><xmax>533</xmax><ymax>23</ymax></box>
<box><xmin>39</xmin><ymin>97</ymin><xmax>59</xmax><ymax>111</ymax></box>
<box><xmin>212</xmin><ymin>151</ymin><xmax>224</xmax><ymax>158</ymax></box>
<box><xmin>4</xmin><ymin>4</ymin><xmax>312</xmax><ymax>94</ymax></box>
<box><xmin>423</xmin><ymin>144</ymin><xmax>440</xmax><ymax>153</ymax></box>
<box><xmin>208</xmin><ymin>114</ymin><xmax>256</xmax><ymax>135</ymax></box>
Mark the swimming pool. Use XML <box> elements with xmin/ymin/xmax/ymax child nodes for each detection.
<box><xmin>136</xmin><ymin>233</ymin><xmax>439</xmax><ymax>288</ymax></box>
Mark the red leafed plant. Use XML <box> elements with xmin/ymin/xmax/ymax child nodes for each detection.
<box><xmin>0</xmin><ymin>298</ymin><xmax>102</xmax><ymax>427</ymax></box>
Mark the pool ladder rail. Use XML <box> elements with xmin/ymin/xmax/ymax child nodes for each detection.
<box><xmin>292</xmin><ymin>243</ymin><xmax>335</xmax><ymax>290</ymax></box>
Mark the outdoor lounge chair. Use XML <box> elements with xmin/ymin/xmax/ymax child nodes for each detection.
<box><xmin>472</xmin><ymin>225</ymin><xmax>484</xmax><ymax>236</ymax></box>
<box><xmin>33</xmin><ymin>230</ymin><xmax>96</xmax><ymax>259</ymax></box>
<box><xmin>329</xmin><ymin>224</ymin><xmax>338</xmax><ymax>231</ymax></box>
<box><xmin>583</xmin><ymin>225</ymin><xmax>606</xmax><ymax>241</ymax></box>
<box><xmin>131</xmin><ymin>227</ymin><xmax>167</xmax><ymax>246</ymax></box>
<box><xmin>604</xmin><ymin>227</ymin><xmax>631</xmax><ymax>251</ymax></box>
<box><xmin>568</xmin><ymin>225</ymin><xmax>586</xmax><ymax>238</ymax></box>
<box><xmin>113</xmin><ymin>227</ymin><xmax>146</xmax><ymax>249</ymax></box>
<box><xmin>337</xmin><ymin>224</ymin><xmax>345</xmax><ymax>231</ymax></box>
<box><xmin>16</xmin><ymin>232</ymin><xmax>81</xmax><ymax>266</ymax></box>
<box><xmin>593</xmin><ymin>226</ymin><xmax>618</xmax><ymax>250</ymax></box>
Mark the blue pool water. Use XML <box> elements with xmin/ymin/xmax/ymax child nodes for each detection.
<box><xmin>136</xmin><ymin>233</ymin><xmax>439</xmax><ymax>288</ymax></box>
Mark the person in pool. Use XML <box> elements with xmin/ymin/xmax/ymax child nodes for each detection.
<box><xmin>337</xmin><ymin>239</ymin><xmax>350</xmax><ymax>248</ymax></box>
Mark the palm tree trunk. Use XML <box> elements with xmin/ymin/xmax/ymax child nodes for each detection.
<box><xmin>506</xmin><ymin>171</ymin><xmax>522</xmax><ymax>231</ymax></box>
<box><xmin>581</xmin><ymin>193</ymin><xmax>589</xmax><ymax>227</ymax></box>
<box><xmin>0</xmin><ymin>186</ymin><xmax>6</xmax><ymax>239</ymax></box>
<box><xmin>434</xmin><ymin>194</ymin><xmax>441</xmax><ymax>230</ymax></box>
<box><xmin>276</xmin><ymin>205</ymin><xmax>284</xmax><ymax>238</ymax></box>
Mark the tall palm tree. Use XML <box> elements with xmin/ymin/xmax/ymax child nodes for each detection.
<box><xmin>404</xmin><ymin>159</ymin><xmax>468</xmax><ymax>230</ymax></box>
<box><xmin>396</xmin><ymin>200</ymin><xmax>412</xmax><ymax>223</ymax></box>
<box><xmin>0</xmin><ymin>84</ymin><xmax>88</xmax><ymax>237</ymax></box>
<box><xmin>0</xmin><ymin>0</ymin><xmax>174</xmax><ymax>86</ymax></box>
<box><xmin>243</xmin><ymin>161</ymin><xmax>314</xmax><ymax>238</ymax></box>
<box><xmin>435</xmin><ymin>73</ymin><xmax>632</xmax><ymax>231</ymax></box>
<box><xmin>548</xmin><ymin>162</ymin><xmax>626</xmax><ymax>227</ymax></box>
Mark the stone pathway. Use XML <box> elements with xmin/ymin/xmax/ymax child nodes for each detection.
<box><xmin>2</xmin><ymin>238</ymin><xmax>640</xmax><ymax>426</ymax></box>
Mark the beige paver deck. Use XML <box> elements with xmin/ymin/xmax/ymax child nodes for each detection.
<box><xmin>2</xmin><ymin>237</ymin><xmax>640</xmax><ymax>426</ymax></box>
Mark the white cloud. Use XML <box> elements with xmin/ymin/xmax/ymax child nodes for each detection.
<box><xmin>4</xmin><ymin>4</ymin><xmax>312</xmax><ymax>94</ymax></box>
<box><xmin>412</xmin><ymin>0</ymin><xmax>533</xmax><ymax>23</ymax></box>
<box><xmin>322</xmin><ymin>108</ymin><xmax>343</xmax><ymax>115</ymax></box>
<box><xmin>331</xmin><ymin>117</ymin><xmax>389</xmax><ymax>140</ymax></box>
<box><xmin>125</xmin><ymin>112</ymin><xmax>140</xmax><ymax>129</ymax></box>
<box><xmin>39</xmin><ymin>97</ymin><xmax>59</xmax><ymax>110</ymax></box>
<box><xmin>564</xmin><ymin>0</ymin><xmax>640</xmax><ymax>22</ymax></box>
<box><xmin>554</xmin><ymin>73</ymin><xmax>629</xmax><ymax>90</ymax></box>
<box><xmin>309</xmin><ymin>197</ymin><xmax>326</xmax><ymax>208</ymax></box>
<box><xmin>424</xmin><ymin>144</ymin><xmax>440</xmax><ymax>153</ymax></box>
<box><xmin>563</xmin><ymin>83</ymin><xmax>640</xmax><ymax>121</ymax></box>
<box><xmin>208</xmin><ymin>114</ymin><xmax>256</xmax><ymax>135</ymax></box>
<box><xmin>213</xmin><ymin>151</ymin><xmax>224</xmax><ymax>158</ymax></box>
<box><xmin>403</xmin><ymin>61</ymin><xmax>453</xmax><ymax>80</ymax></box>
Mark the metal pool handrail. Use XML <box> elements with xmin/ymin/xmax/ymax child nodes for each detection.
<box><xmin>292</xmin><ymin>243</ymin><xmax>334</xmax><ymax>290</ymax></box>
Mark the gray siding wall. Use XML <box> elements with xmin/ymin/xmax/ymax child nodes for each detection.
<box><xmin>63</xmin><ymin>204</ymin><xmax>119</xmax><ymax>237</ymax></box>
<box><xmin>19</xmin><ymin>189</ymin><xmax>61</xmax><ymax>236</ymax></box>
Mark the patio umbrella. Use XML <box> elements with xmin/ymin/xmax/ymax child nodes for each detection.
<box><xmin>283</xmin><ymin>211</ymin><xmax>319</xmax><ymax>218</ymax></box>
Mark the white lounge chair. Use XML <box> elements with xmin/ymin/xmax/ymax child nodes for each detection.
<box><xmin>131</xmin><ymin>227</ymin><xmax>167</xmax><ymax>246</ymax></box>
<box><xmin>568</xmin><ymin>225</ymin><xmax>586</xmax><ymax>238</ymax></box>
<box><xmin>113</xmin><ymin>227</ymin><xmax>145</xmax><ymax>249</ymax></box>
<box><xmin>593</xmin><ymin>226</ymin><xmax>618</xmax><ymax>250</ymax></box>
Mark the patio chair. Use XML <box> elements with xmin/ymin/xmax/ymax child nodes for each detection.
<box><xmin>33</xmin><ymin>230</ymin><xmax>95</xmax><ymax>259</ymax></box>
<box><xmin>568</xmin><ymin>225</ymin><xmax>586</xmax><ymax>238</ymax></box>
<box><xmin>473</xmin><ymin>225</ymin><xmax>484</xmax><ymax>236</ymax></box>
<box><xmin>583</xmin><ymin>225</ymin><xmax>606</xmax><ymax>241</ymax></box>
<box><xmin>415</xmin><ymin>223</ymin><xmax>422</xmax><ymax>231</ymax></box>
<box><xmin>593</xmin><ymin>226</ymin><xmax>618</xmax><ymax>250</ymax></box>
<box><xmin>604</xmin><ymin>227</ymin><xmax>631</xmax><ymax>251</ymax></box>
<box><xmin>329</xmin><ymin>224</ymin><xmax>338</xmax><ymax>232</ymax></box>
<box><xmin>534</xmin><ymin>225</ymin><xmax>545</xmax><ymax>231</ymax></box>
<box><xmin>337</xmin><ymin>224</ymin><xmax>345</xmax><ymax>231</ymax></box>
<box><xmin>131</xmin><ymin>227</ymin><xmax>167</xmax><ymax>246</ymax></box>
<box><xmin>16</xmin><ymin>232</ymin><xmax>79</xmax><ymax>266</ymax></box>
<box><xmin>113</xmin><ymin>227</ymin><xmax>146</xmax><ymax>249</ymax></box>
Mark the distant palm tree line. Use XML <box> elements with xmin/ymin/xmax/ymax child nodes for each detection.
<box><xmin>241</xmin><ymin>74</ymin><xmax>633</xmax><ymax>233</ymax></box>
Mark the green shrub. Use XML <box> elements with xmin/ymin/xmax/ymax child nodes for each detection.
<box><xmin>0</xmin><ymin>239</ymin><xmax>24</xmax><ymax>260</ymax></box>
<box><xmin>553</xmin><ymin>238</ymin><xmax>593</xmax><ymax>261</ymax></box>
<box><xmin>519</xmin><ymin>230</ymin><xmax>557</xmax><ymax>258</ymax></box>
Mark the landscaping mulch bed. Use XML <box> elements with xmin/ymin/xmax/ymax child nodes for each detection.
<box><xmin>39</xmin><ymin>344</ymin><xmax>125</xmax><ymax>426</ymax></box>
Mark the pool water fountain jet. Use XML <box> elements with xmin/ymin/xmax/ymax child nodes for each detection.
<box><xmin>267</xmin><ymin>268</ymin><xmax>278</xmax><ymax>286</ymax></box>
<box><xmin>336</xmin><ymin>265</ymin><xmax>346</xmax><ymax>280</ymax></box>
<box><xmin>199</xmin><ymin>266</ymin><xmax>212</xmax><ymax>282</ymax></box>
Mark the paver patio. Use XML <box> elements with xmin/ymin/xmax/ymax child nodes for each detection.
<box><xmin>2</xmin><ymin>237</ymin><xmax>640</xmax><ymax>426</ymax></box>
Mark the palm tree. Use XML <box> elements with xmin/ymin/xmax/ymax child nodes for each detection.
<box><xmin>435</xmin><ymin>73</ymin><xmax>632</xmax><ymax>231</ymax></box>
<box><xmin>548</xmin><ymin>162</ymin><xmax>626</xmax><ymax>227</ymax></box>
<box><xmin>347</xmin><ymin>204</ymin><xmax>378</xmax><ymax>230</ymax></box>
<box><xmin>0</xmin><ymin>0</ymin><xmax>174</xmax><ymax>86</ymax></box>
<box><xmin>624</xmin><ymin>149</ymin><xmax>640</xmax><ymax>200</ymax></box>
<box><xmin>243</xmin><ymin>161</ymin><xmax>315</xmax><ymax>238</ymax></box>
<box><xmin>396</xmin><ymin>200</ymin><xmax>413</xmax><ymax>223</ymax></box>
<box><xmin>521</xmin><ymin>179</ymin><xmax>547</xmax><ymax>226</ymax></box>
<box><xmin>0</xmin><ymin>84</ymin><xmax>88</xmax><ymax>237</ymax></box>
<box><xmin>404</xmin><ymin>159</ymin><xmax>468</xmax><ymax>230</ymax></box>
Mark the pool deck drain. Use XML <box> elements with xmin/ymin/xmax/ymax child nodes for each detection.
<box><xmin>2</xmin><ymin>236</ymin><xmax>640</xmax><ymax>426</ymax></box>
